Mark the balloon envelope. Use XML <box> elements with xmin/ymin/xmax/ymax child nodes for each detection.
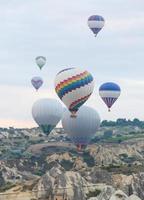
<box><xmin>55</xmin><ymin>67</ymin><xmax>95</xmax><ymax>117</ymax></box>
<box><xmin>31</xmin><ymin>76</ymin><xmax>43</xmax><ymax>91</ymax></box>
<box><xmin>99</xmin><ymin>82</ymin><xmax>121</xmax><ymax>111</ymax></box>
<box><xmin>32</xmin><ymin>98</ymin><xmax>63</xmax><ymax>135</ymax></box>
<box><xmin>62</xmin><ymin>106</ymin><xmax>101</xmax><ymax>150</ymax></box>
<box><xmin>35</xmin><ymin>56</ymin><xmax>46</xmax><ymax>70</ymax></box>
<box><xmin>88</xmin><ymin>15</ymin><xmax>105</xmax><ymax>36</ymax></box>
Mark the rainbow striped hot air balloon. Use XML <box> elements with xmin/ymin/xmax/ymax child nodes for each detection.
<box><xmin>55</xmin><ymin>68</ymin><xmax>95</xmax><ymax>117</ymax></box>
<box><xmin>99</xmin><ymin>82</ymin><xmax>121</xmax><ymax>112</ymax></box>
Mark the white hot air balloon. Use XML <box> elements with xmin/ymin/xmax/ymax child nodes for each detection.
<box><xmin>62</xmin><ymin>106</ymin><xmax>101</xmax><ymax>151</ymax></box>
<box><xmin>32</xmin><ymin>98</ymin><xmax>63</xmax><ymax>135</ymax></box>
<box><xmin>55</xmin><ymin>67</ymin><xmax>95</xmax><ymax>117</ymax></box>
<box><xmin>35</xmin><ymin>56</ymin><xmax>46</xmax><ymax>70</ymax></box>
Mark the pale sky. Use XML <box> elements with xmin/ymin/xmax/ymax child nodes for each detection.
<box><xmin>0</xmin><ymin>0</ymin><xmax>144</xmax><ymax>128</ymax></box>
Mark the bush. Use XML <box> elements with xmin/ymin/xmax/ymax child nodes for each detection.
<box><xmin>103</xmin><ymin>130</ymin><xmax>113</xmax><ymax>139</ymax></box>
<box><xmin>0</xmin><ymin>182</ymin><xmax>16</xmax><ymax>192</ymax></box>
<box><xmin>119</xmin><ymin>153</ymin><xmax>128</xmax><ymax>158</ymax></box>
<box><xmin>86</xmin><ymin>189</ymin><xmax>101</xmax><ymax>198</ymax></box>
<box><xmin>102</xmin><ymin>164</ymin><xmax>121</xmax><ymax>172</ymax></box>
<box><xmin>83</xmin><ymin>152</ymin><xmax>95</xmax><ymax>167</ymax></box>
<box><xmin>34</xmin><ymin>170</ymin><xmax>44</xmax><ymax>176</ymax></box>
<box><xmin>60</xmin><ymin>160</ymin><xmax>73</xmax><ymax>170</ymax></box>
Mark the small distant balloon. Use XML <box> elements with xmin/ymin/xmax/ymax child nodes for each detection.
<box><xmin>31</xmin><ymin>76</ymin><xmax>43</xmax><ymax>91</ymax></box>
<box><xmin>88</xmin><ymin>15</ymin><xmax>105</xmax><ymax>37</ymax></box>
<box><xmin>99</xmin><ymin>82</ymin><xmax>121</xmax><ymax>112</ymax></box>
<box><xmin>32</xmin><ymin>98</ymin><xmax>63</xmax><ymax>135</ymax></box>
<box><xmin>55</xmin><ymin>67</ymin><xmax>95</xmax><ymax>117</ymax></box>
<box><xmin>62</xmin><ymin>106</ymin><xmax>101</xmax><ymax>151</ymax></box>
<box><xmin>35</xmin><ymin>56</ymin><xmax>46</xmax><ymax>70</ymax></box>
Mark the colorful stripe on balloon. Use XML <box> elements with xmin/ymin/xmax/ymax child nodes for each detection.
<box><xmin>40</xmin><ymin>124</ymin><xmax>55</xmax><ymax>135</ymax></box>
<box><xmin>102</xmin><ymin>97</ymin><xmax>118</xmax><ymax>108</ymax></box>
<box><xmin>57</xmin><ymin>67</ymin><xmax>74</xmax><ymax>75</ymax></box>
<box><xmin>55</xmin><ymin>71</ymin><xmax>93</xmax><ymax>99</ymax></box>
<box><xmin>56</xmin><ymin>71</ymin><xmax>88</xmax><ymax>92</ymax></box>
<box><xmin>88</xmin><ymin>15</ymin><xmax>105</xmax><ymax>21</ymax></box>
<box><xmin>69</xmin><ymin>93</ymin><xmax>92</xmax><ymax>112</ymax></box>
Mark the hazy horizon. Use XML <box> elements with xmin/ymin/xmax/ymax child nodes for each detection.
<box><xmin>0</xmin><ymin>0</ymin><xmax>144</xmax><ymax>128</ymax></box>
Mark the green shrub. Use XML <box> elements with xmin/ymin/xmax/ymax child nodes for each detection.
<box><xmin>86</xmin><ymin>189</ymin><xmax>101</xmax><ymax>198</ymax></box>
<box><xmin>83</xmin><ymin>152</ymin><xmax>95</xmax><ymax>167</ymax></box>
<box><xmin>60</xmin><ymin>160</ymin><xmax>73</xmax><ymax>170</ymax></box>
<box><xmin>0</xmin><ymin>182</ymin><xmax>16</xmax><ymax>192</ymax></box>
<box><xmin>34</xmin><ymin>170</ymin><xmax>43</xmax><ymax>176</ymax></box>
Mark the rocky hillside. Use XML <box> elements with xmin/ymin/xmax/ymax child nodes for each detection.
<box><xmin>0</xmin><ymin>163</ymin><xmax>143</xmax><ymax>200</ymax></box>
<box><xmin>0</xmin><ymin>127</ymin><xmax>144</xmax><ymax>199</ymax></box>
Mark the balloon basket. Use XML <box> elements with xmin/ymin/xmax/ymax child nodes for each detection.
<box><xmin>77</xmin><ymin>144</ymin><xmax>82</xmax><ymax>152</ymax></box>
<box><xmin>76</xmin><ymin>144</ymin><xmax>86</xmax><ymax>154</ymax></box>
<box><xmin>70</xmin><ymin>112</ymin><xmax>77</xmax><ymax>118</ymax></box>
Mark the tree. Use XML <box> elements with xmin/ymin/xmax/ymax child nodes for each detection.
<box><xmin>103</xmin><ymin>130</ymin><xmax>113</xmax><ymax>139</ymax></box>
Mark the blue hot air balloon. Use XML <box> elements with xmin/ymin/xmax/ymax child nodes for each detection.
<box><xmin>62</xmin><ymin>106</ymin><xmax>101</xmax><ymax>151</ymax></box>
<box><xmin>99</xmin><ymin>82</ymin><xmax>121</xmax><ymax>112</ymax></box>
<box><xmin>88</xmin><ymin>15</ymin><xmax>105</xmax><ymax>36</ymax></box>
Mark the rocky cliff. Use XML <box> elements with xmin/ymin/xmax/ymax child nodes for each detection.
<box><xmin>0</xmin><ymin>164</ymin><xmax>143</xmax><ymax>200</ymax></box>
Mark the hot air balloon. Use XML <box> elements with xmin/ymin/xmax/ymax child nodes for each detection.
<box><xmin>62</xmin><ymin>106</ymin><xmax>101</xmax><ymax>151</ymax></box>
<box><xmin>88</xmin><ymin>15</ymin><xmax>105</xmax><ymax>37</ymax></box>
<box><xmin>35</xmin><ymin>56</ymin><xmax>46</xmax><ymax>70</ymax></box>
<box><xmin>99</xmin><ymin>82</ymin><xmax>121</xmax><ymax>112</ymax></box>
<box><xmin>32</xmin><ymin>98</ymin><xmax>63</xmax><ymax>135</ymax></box>
<box><xmin>31</xmin><ymin>76</ymin><xmax>43</xmax><ymax>91</ymax></box>
<box><xmin>55</xmin><ymin>67</ymin><xmax>95</xmax><ymax>117</ymax></box>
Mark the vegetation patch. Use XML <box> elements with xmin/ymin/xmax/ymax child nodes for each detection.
<box><xmin>83</xmin><ymin>151</ymin><xmax>95</xmax><ymax>167</ymax></box>
<box><xmin>60</xmin><ymin>159</ymin><xmax>73</xmax><ymax>170</ymax></box>
<box><xmin>33</xmin><ymin>170</ymin><xmax>44</xmax><ymax>176</ymax></box>
<box><xmin>86</xmin><ymin>189</ymin><xmax>101</xmax><ymax>198</ymax></box>
<box><xmin>101</xmin><ymin>164</ymin><xmax>144</xmax><ymax>175</ymax></box>
<box><xmin>101</xmin><ymin>118</ymin><xmax>144</xmax><ymax>128</ymax></box>
<box><xmin>0</xmin><ymin>182</ymin><xmax>16</xmax><ymax>192</ymax></box>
